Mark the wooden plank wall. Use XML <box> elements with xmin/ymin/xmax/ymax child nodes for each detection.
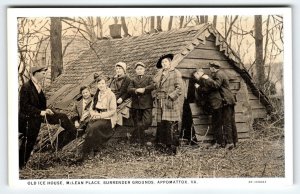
<box><xmin>247</xmin><ymin>87</ymin><xmax>267</xmax><ymax>119</ymax></box>
<box><xmin>177</xmin><ymin>34</ymin><xmax>255</xmax><ymax>141</ymax></box>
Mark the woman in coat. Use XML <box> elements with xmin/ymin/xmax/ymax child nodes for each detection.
<box><xmin>153</xmin><ymin>54</ymin><xmax>183</xmax><ymax>155</ymax></box>
<box><xmin>109</xmin><ymin>62</ymin><xmax>131</xmax><ymax>104</ymax></box>
<box><xmin>80</xmin><ymin>76</ymin><xmax>117</xmax><ymax>161</ymax></box>
<box><xmin>109</xmin><ymin>62</ymin><xmax>131</xmax><ymax>126</ymax></box>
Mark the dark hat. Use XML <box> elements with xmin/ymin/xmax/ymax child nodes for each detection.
<box><xmin>31</xmin><ymin>66</ymin><xmax>48</xmax><ymax>74</ymax></box>
<box><xmin>208</xmin><ymin>61</ymin><xmax>221</xmax><ymax>69</ymax></box>
<box><xmin>134</xmin><ymin>62</ymin><xmax>146</xmax><ymax>69</ymax></box>
<box><xmin>94</xmin><ymin>73</ymin><xmax>100</xmax><ymax>80</ymax></box>
<box><xmin>156</xmin><ymin>53</ymin><xmax>174</xmax><ymax>69</ymax></box>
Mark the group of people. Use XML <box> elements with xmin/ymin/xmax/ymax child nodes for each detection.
<box><xmin>18</xmin><ymin>53</ymin><xmax>238</xmax><ymax>169</ymax></box>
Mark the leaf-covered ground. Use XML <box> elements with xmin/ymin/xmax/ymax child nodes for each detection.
<box><xmin>19</xmin><ymin>124</ymin><xmax>285</xmax><ymax>179</ymax></box>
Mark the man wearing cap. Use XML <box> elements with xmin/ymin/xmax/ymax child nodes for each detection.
<box><xmin>192</xmin><ymin>68</ymin><xmax>223</xmax><ymax>148</ymax></box>
<box><xmin>153</xmin><ymin>54</ymin><xmax>183</xmax><ymax>155</ymax></box>
<box><xmin>128</xmin><ymin>62</ymin><xmax>155</xmax><ymax>145</ymax></box>
<box><xmin>19</xmin><ymin>66</ymin><xmax>78</xmax><ymax>169</ymax></box>
<box><xmin>200</xmin><ymin>61</ymin><xmax>238</xmax><ymax>149</ymax></box>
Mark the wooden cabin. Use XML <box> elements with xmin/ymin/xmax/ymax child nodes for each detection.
<box><xmin>46</xmin><ymin>24</ymin><xmax>272</xmax><ymax>142</ymax></box>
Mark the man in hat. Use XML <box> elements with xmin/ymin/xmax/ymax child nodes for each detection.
<box><xmin>19</xmin><ymin>66</ymin><xmax>78</xmax><ymax>169</ymax></box>
<box><xmin>128</xmin><ymin>62</ymin><xmax>155</xmax><ymax>145</ymax></box>
<box><xmin>200</xmin><ymin>61</ymin><xmax>238</xmax><ymax>149</ymax></box>
<box><xmin>192</xmin><ymin>68</ymin><xmax>223</xmax><ymax>148</ymax></box>
<box><xmin>153</xmin><ymin>54</ymin><xmax>183</xmax><ymax>155</ymax></box>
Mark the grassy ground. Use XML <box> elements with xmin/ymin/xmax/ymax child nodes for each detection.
<box><xmin>20</xmin><ymin>122</ymin><xmax>285</xmax><ymax>179</ymax></box>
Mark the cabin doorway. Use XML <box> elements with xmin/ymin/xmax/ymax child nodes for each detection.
<box><xmin>180</xmin><ymin>77</ymin><xmax>200</xmax><ymax>145</ymax></box>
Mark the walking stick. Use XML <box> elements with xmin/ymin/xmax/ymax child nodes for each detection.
<box><xmin>22</xmin><ymin>121</ymin><xmax>29</xmax><ymax>169</ymax></box>
<box><xmin>44</xmin><ymin>115</ymin><xmax>54</xmax><ymax>148</ymax></box>
<box><xmin>55</xmin><ymin>119</ymin><xmax>61</xmax><ymax>157</ymax></box>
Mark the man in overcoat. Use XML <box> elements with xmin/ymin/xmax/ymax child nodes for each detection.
<box><xmin>128</xmin><ymin>62</ymin><xmax>155</xmax><ymax>145</ymax></box>
<box><xmin>193</xmin><ymin>68</ymin><xmax>223</xmax><ymax>148</ymax></box>
<box><xmin>153</xmin><ymin>54</ymin><xmax>183</xmax><ymax>155</ymax></box>
<box><xmin>19</xmin><ymin>66</ymin><xmax>78</xmax><ymax>169</ymax></box>
<box><xmin>200</xmin><ymin>61</ymin><xmax>238</xmax><ymax>149</ymax></box>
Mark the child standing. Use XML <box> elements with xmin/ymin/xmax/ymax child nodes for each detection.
<box><xmin>128</xmin><ymin>62</ymin><xmax>155</xmax><ymax>145</ymax></box>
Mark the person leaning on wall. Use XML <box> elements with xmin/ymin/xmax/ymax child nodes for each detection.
<box><xmin>127</xmin><ymin>62</ymin><xmax>155</xmax><ymax>146</ymax></box>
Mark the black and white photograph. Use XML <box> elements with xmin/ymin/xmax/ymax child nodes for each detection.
<box><xmin>7</xmin><ymin>7</ymin><xmax>292</xmax><ymax>189</ymax></box>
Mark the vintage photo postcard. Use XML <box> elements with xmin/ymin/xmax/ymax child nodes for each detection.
<box><xmin>7</xmin><ymin>7</ymin><xmax>292</xmax><ymax>190</ymax></box>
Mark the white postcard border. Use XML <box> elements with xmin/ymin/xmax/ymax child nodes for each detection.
<box><xmin>7</xmin><ymin>7</ymin><xmax>293</xmax><ymax>189</ymax></box>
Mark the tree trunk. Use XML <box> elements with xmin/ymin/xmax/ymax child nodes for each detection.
<box><xmin>157</xmin><ymin>16</ymin><xmax>162</xmax><ymax>31</ymax></box>
<box><xmin>200</xmin><ymin>15</ymin><xmax>205</xmax><ymax>24</ymax></box>
<box><xmin>96</xmin><ymin>17</ymin><xmax>103</xmax><ymax>39</ymax></box>
<box><xmin>179</xmin><ymin>16</ymin><xmax>184</xmax><ymax>28</ymax></box>
<box><xmin>263</xmin><ymin>15</ymin><xmax>270</xmax><ymax>66</ymax></box>
<box><xmin>204</xmin><ymin>15</ymin><xmax>208</xmax><ymax>23</ymax></box>
<box><xmin>150</xmin><ymin>16</ymin><xmax>155</xmax><ymax>32</ymax></box>
<box><xmin>121</xmin><ymin>17</ymin><xmax>129</xmax><ymax>37</ymax></box>
<box><xmin>213</xmin><ymin>15</ymin><xmax>217</xmax><ymax>28</ymax></box>
<box><xmin>84</xmin><ymin>17</ymin><xmax>97</xmax><ymax>42</ymax></box>
<box><xmin>254</xmin><ymin>15</ymin><xmax>265</xmax><ymax>85</ymax></box>
<box><xmin>168</xmin><ymin>16</ymin><xmax>173</xmax><ymax>30</ymax></box>
<box><xmin>141</xmin><ymin>17</ymin><xmax>144</xmax><ymax>34</ymax></box>
<box><xmin>50</xmin><ymin>17</ymin><xmax>63</xmax><ymax>82</ymax></box>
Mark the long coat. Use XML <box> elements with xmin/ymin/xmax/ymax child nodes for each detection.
<box><xmin>195</xmin><ymin>78</ymin><xmax>223</xmax><ymax>110</ymax></box>
<box><xmin>19</xmin><ymin>79</ymin><xmax>46</xmax><ymax>134</ymax></box>
<box><xmin>19</xmin><ymin>79</ymin><xmax>46</xmax><ymax>168</ymax></box>
<box><xmin>109</xmin><ymin>75</ymin><xmax>131</xmax><ymax>101</ymax></box>
<box><xmin>204</xmin><ymin>70</ymin><xmax>236</xmax><ymax>105</ymax></box>
<box><xmin>153</xmin><ymin>68</ymin><xmax>182</xmax><ymax>122</ymax></box>
<box><xmin>128</xmin><ymin>75</ymin><xmax>155</xmax><ymax>109</ymax></box>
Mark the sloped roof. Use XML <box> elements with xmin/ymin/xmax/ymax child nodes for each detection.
<box><xmin>47</xmin><ymin>23</ymin><xmax>272</xmax><ymax>113</ymax></box>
